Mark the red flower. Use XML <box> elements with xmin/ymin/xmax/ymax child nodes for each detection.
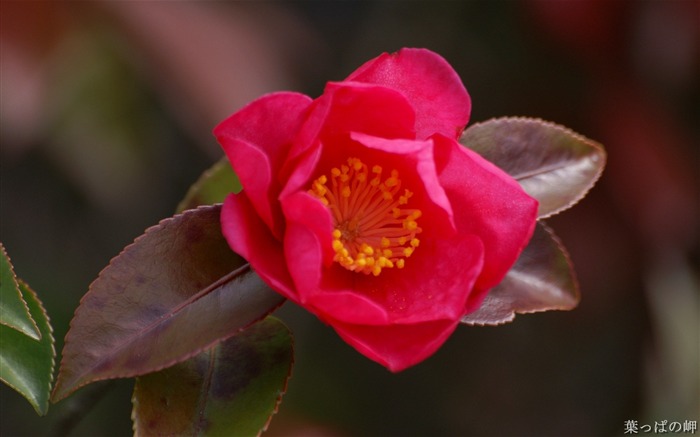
<box><xmin>215</xmin><ymin>48</ymin><xmax>537</xmax><ymax>371</ymax></box>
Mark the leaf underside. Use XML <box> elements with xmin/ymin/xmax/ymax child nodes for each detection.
<box><xmin>132</xmin><ymin>316</ymin><xmax>293</xmax><ymax>437</ymax></box>
<box><xmin>460</xmin><ymin>117</ymin><xmax>606</xmax><ymax>219</ymax></box>
<box><xmin>52</xmin><ymin>205</ymin><xmax>285</xmax><ymax>402</ymax></box>
<box><xmin>0</xmin><ymin>280</ymin><xmax>56</xmax><ymax>415</ymax></box>
<box><xmin>462</xmin><ymin>222</ymin><xmax>579</xmax><ymax>326</ymax></box>
<box><xmin>0</xmin><ymin>243</ymin><xmax>41</xmax><ymax>340</ymax></box>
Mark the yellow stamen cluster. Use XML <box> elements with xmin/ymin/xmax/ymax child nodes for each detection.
<box><xmin>309</xmin><ymin>157</ymin><xmax>422</xmax><ymax>276</ymax></box>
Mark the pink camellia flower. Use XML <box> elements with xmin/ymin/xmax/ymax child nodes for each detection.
<box><xmin>215</xmin><ymin>48</ymin><xmax>538</xmax><ymax>372</ymax></box>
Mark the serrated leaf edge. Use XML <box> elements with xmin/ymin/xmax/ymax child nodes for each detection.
<box><xmin>52</xmin><ymin>205</ymin><xmax>284</xmax><ymax>403</ymax></box>
<box><xmin>21</xmin><ymin>280</ymin><xmax>57</xmax><ymax>415</ymax></box>
<box><xmin>258</xmin><ymin>320</ymin><xmax>295</xmax><ymax>437</ymax></box>
<box><xmin>0</xmin><ymin>280</ymin><xmax>56</xmax><ymax>415</ymax></box>
<box><xmin>0</xmin><ymin>243</ymin><xmax>41</xmax><ymax>340</ymax></box>
<box><xmin>463</xmin><ymin>116</ymin><xmax>607</xmax><ymax>219</ymax></box>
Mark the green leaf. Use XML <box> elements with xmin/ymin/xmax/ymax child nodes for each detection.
<box><xmin>132</xmin><ymin>317</ymin><xmax>293</xmax><ymax>437</ymax></box>
<box><xmin>462</xmin><ymin>222</ymin><xmax>579</xmax><ymax>326</ymax></box>
<box><xmin>51</xmin><ymin>205</ymin><xmax>285</xmax><ymax>402</ymax></box>
<box><xmin>460</xmin><ymin>117</ymin><xmax>606</xmax><ymax>218</ymax></box>
<box><xmin>0</xmin><ymin>243</ymin><xmax>41</xmax><ymax>340</ymax></box>
<box><xmin>0</xmin><ymin>280</ymin><xmax>56</xmax><ymax>415</ymax></box>
<box><xmin>177</xmin><ymin>157</ymin><xmax>241</xmax><ymax>213</ymax></box>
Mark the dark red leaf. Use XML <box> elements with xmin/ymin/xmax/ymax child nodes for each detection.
<box><xmin>51</xmin><ymin>205</ymin><xmax>285</xmax><ymax>402</ymax></box>
<box><xmin>460</xmin><ymin>117</ymin><xmax>606</xmax><ymax>218</ymax></box>
<box><xmin>132</xmin><ymin>317</ymin><xmax>293</xmax><ymax>437</ymax></box>
<box><xmin>462</xmin><ymin>222</ymin><xmax>579</xmax><ymax>325</ymax></box>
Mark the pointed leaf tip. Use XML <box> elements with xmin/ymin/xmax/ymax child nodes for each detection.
<box><xmin>52</xmin><ymin>205</ymin><xmax>285</xmax><ymax>402</ymax></box>
<box><xmin>0</xmin><ymin>280</ymin><xmax>56</xmax><ymax>415</ymax></box>
<box><xmin>0</xmin><ymin>243</ymin><xmax>41</xmax><ymax>340</ymax></box>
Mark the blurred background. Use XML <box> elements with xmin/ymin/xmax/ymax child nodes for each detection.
<box><xmin>1</xmin><ymin>1</ymin><xmax>698</xmax><ymax>436</ymax></box>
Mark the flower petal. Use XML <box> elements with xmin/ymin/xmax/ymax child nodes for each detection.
<box><xmin>214</xmin><ymin>92</ymin><xmax>312</xmax><ymax>238</ymax></box>
<box><xmin>313</xmin><ymin>235</ymin><xmax>482</xmax><ymax>325</ymax></box>
<box><xmin>282</xmin><ymin>189</ymin><xmax>484</xmax><ymax>326</ymax></box>
<box><xmin>433</xmin><ymin>134</ymin><xmax>538</xmax><ymax>312</ymax></box>
<box><xmin>348</xmin><ymin>132</ymin><xmax>455</xmax><ymax>235</ymax></box>
<box><xmin>330</xmin><ymin>318</ymin><xmax>459</xmax><ymax>372</ymax></box>
<box><xmin>346</xmin><ymin>48</ymin><xmax>471</xmax><ymax>140</ymax></box>
<box><xmin>281</xmin><ymin>191</ymin><xmax>335</xmax><ymax>271</ymax></box>
<box><xmin>316</xmin><ymin>81</ymin><xmax>416</xmax><ymax>143</ymax></box>
<box><xmin>281</xmin><ymin>192</ymin><xmax>390</xmax><ymax>324</ymax></box>
<box><xmin>221</xmin><ymin>193</ymin><xmax>297</xmax><ymax>300</ymax></box>
<box><xmin>281</xmin><ymin>82</ymin><xmax>416</xmax><ymax>195</ymax></box>
<box><xmin>319</xmin><ymin>233</ymin><xmax>482</xmax><ymax>373</ymax></box>
<box><xmin>281</xmin><ymin>227</ymin><xmax>481</xmax><ymax>370</ymax></box>
<box><xmin>378</xmin><ymin>234</ymin><xmax>484</xmax><ymax>324</ymax></box>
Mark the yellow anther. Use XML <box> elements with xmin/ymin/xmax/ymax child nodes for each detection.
<box><xmin>313</xmin><ymin>183</ymin><xmax>327</xmax><ymax>196</ymax></box>
<box><xmin>404</xmin><ymin>220</ymin><xmax>418</xmax><ymax>231</ymax></box>
<box><xmin>307</xmin><ymin>157</ymin><xmax>422</xmax><ymax>276</ymax></box>
<box><xmin>385</xmin><ymin>170</ymin><xmax>399</xmax><ymax>187</ymax></box>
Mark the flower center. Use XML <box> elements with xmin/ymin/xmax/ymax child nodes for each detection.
<box><xmin>309</xmin><ymin>157</ymin><xmax>422</xmax><ymax>276</ymax></box>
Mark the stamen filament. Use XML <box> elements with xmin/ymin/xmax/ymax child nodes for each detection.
<box><xmin>309</xmin><ymin>157</ymin><xmax>422</xmax><ymax>276</ymax></box>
